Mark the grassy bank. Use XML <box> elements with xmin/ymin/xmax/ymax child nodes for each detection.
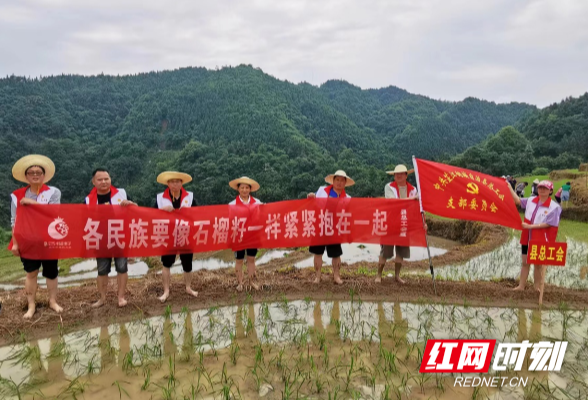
<box><xmin>0</xmin><ymin>248</ymin><xmax>82</xmax><ymax>283</ymax></box>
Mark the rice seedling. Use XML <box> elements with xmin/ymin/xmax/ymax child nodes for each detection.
<box><xmin>140</xmin><ymin>366</ymin><xmax>152</xmax><ymax>391</ymax></box>
<box><xmin>0</xmin><ymin>376</ymin><xmax>27</xmax><ymax>400</ymax></box>
<box><xmin>84</xmin><ymin>354</ymin><xmax>99</xmax><ymax>374</ymax></box>
<box><xmin>229</xmin><ymin>342</ymin><xmax>240</xmax><ymax>365</ymax></box>
<box><xmin>112</xmin><ymin>380</ymin><xmax>130</xmax><ymax>399</ymax></box>
<box><xmin>58</xmin><ymin>376</ymin><xmax>90</xmax><ymax>399</ymax></box>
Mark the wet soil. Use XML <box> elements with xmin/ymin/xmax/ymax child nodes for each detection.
<box><xmin>1</xmin><ymin>263</ymin><xmax>587</xmax><ymax>346</ymax></box>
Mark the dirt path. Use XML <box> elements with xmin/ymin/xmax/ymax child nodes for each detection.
<box><xmin>1</xmin><ymin>266</ymin><xmax>586</xmax><ymax>346</ymax></box>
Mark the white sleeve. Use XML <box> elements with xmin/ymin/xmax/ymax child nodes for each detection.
<box><xmin>315</xmin><ymin>186</ymin><xmax>328</xmax><ymax>198</ymax></box>
<box><xmin>384</xmin><ymin>184</ymin><xmax>396</xmax><ymax>199</ymax></box>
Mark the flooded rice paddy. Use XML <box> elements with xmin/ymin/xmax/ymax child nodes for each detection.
<box><xmin>1</xmin><ymin>299</ymin><xmax>587</xmax><ymax>399</ymax></box>
<box><xmin>435</xmin><ymin>238</ymin><xmax>588</xmax><ymax>289</ymax></box>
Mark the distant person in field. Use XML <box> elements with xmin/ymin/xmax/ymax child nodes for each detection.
<box><xmin>228</xmin><ymin>177</ymin><xmax>262</xmax><ymax>291</ymax></box>
<box><xmin>154</xmin><ymin>171</ymin><xmax>199</xmax><ymax>302</ymax></box>
<box><xmin>9</xmin><ymin>155</ymin><xmax>63</xmax><ymax>319</ymax></box>
<box><xmin>531</xmin><ymin>179</ymin><xmax>539</xmax><ymax>196</ymax></box>
<box><xmin>515</xmin><ymin>181</ymin><xmax>528</xmax><ymax>198</ymax></box>
<box><xmin>85</xmin><ymin>168</ymin><xmax>137</xmax><ymax>308</ymax></box>
<box><xmin>507</xmin><ymin>176</ymin><xmax>516</xmax><ymax>190</ymax></box>
<box><xmin>554</xmin><ymin>187</ymin><xmax>562</xmax><ymax>204</ymax></box>
<box><xmin>307</xmin><ymin>170</ymin><xmax>354</xmax><ymax>285</ymax></box>
<box><xmin>508</xmin><ymin>180</ymin><xmax>561</xmax><ymax>305</ymax></box>
<box><xmin>376</xmin><ymin>164</ymin><xmax>423</xmax><ymax>284</ymax></box>
<box><xmin>561</xmin><ymin>182</ymin><xmax>571</xmax><ymax>207</ymax></box>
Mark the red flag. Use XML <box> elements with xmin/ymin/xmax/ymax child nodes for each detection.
<box><xmin>414</xmin><ymin>158</ymin><xmax>522</xmax><ymax>230</ymax></box>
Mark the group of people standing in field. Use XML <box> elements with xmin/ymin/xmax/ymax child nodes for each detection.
<box><xmin>9</xmin><ymin>154</ymin><xmax>562</xmax><ymax>318</ymax></box>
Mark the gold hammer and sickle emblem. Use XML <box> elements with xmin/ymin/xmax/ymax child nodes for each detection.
<box><xmin>466</xmin><ymin>182</ymin><xmax>479</xmax><ymax>195</ymax></box>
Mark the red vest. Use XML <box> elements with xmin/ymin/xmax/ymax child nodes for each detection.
<box><xmin>235</xmin><ymin>195</ymin><xmax>257</xmax><ymax>205</ymax></box>
<box><xmin>389</xmin><ymin>181</ymin><xmax>416</xmax><ymax>198</ymax></box>
<box><xmin>324</xmin><ymin>185</ymin><xmax>346</xmax><ymax>198</ymax></box>
<box><xmin>520</xmin><ymin>197</ymin><xmax>559</xmax><ymax>245</ymax></box>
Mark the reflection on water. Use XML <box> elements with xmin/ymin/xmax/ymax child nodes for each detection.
<box><xmin>27</xmin><ymin>250</ymin><xmax>292</xmax><ymax>287</ymax></box>
<box><xmin>435</xmin><ymin>238</ymin><xmax>588</xmax><ymax>289</ymax></box>
<box><xmin>294</xmin><ymin>242</ymin><xmax>448</xmax><ymax>268</ymax></box>
<box><xmin>1</xmin><ymin>300</ymin><xmax>587</xmax><ymax>399</ymax></box>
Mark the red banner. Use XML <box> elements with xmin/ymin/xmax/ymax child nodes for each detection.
<box><xmin>14</xmin><ymin>198</ymin><xmax>427</xmax><ymax>260</ymax></box>
<box><xmin>414</xmin><ymin>158</ymin><xmax>522</xmax><ymax>230</ymax></box>
<box><xmin>526</xmin><ymin>241</ymin><xmax>567</xmax><ymax>266</ymax></box>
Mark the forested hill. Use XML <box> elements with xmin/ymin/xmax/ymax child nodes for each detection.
<box><xmin>0</xmin><ymin>65</ymin><xmax>534</xmax><ymax>227</ymax></box>
<box><xmin>449</xmin><ymin>93</ymin><xmax>588</xmax><ymax>176</ymax></box>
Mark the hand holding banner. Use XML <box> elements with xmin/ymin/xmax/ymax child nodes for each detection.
<box><xmin>14</xmin><ymin>198</ymin><xmax>427</xmax><ymax>260</ymax></box>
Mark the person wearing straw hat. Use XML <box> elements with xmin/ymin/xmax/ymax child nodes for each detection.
<box><xmin>9</xmin><ymin>155</ymin><xmax>63</xmax><ymax>319</ymax></box>
<box><xmin>376</xmin><ymin>164</ymin><xmax>419</xmax><ymax>284</ymax></box>
<box><xmin>154</xmin><ymin>171</ymin><xmax>199</xmax><ymax>302</ymax></box>
<box><xmin>307</xmin><ymin>170</ymin><xmax>354</xmax><ymax>285</ymax></box>
<box><xmin>508</xmin><ymin>180</ymin><xmax>561</xmax><ymax>304</ymax></box>
<box><xmin>85</xmin><ymin>168</ymin><xmax>137</xmax><ymax>308</ymax></box>
<box><xmin>229</xmin><ymin>177</ymin><xmax>262</xmax><ymax>291</ymax></box>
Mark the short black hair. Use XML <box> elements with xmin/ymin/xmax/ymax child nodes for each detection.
<box><xmin>92</xmin><ymin>168</ymin><xmax>109</xmax><ymax>177</ymax></box>
<box><xmin>524</xmin><ymin>182</ymin><xmax>529</xmax><ymax>186</ymax></box>
<box><xmin>25</xmin><ymin>165</ymin><xmax>45</xmax><ymax>174</ymax></box>
<box><xmin>566</xmin><ymin>182</ymin><xmax>571</xmax><ymax>185</ymax></box>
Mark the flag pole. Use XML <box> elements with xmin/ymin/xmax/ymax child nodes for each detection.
<box><xmin>412</xmin><ymin>155</ymin><xmax>437</xmax><ymax>296</ymax></box>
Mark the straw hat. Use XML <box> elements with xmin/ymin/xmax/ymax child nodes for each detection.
<box><xmin>386</xmin><ymin>164</ymin><xmax>414</xmax><ymax>175</ymax></box>
<box><xmin>533</xmin><ymin>179</ymin><xmax>540</xmax><ymax>184</ymax></box>
<box><xmin>157</xmin><ymin>171</ymin><xmax>192</xmax><ymax>185</ymax></box>
<box><xmin>12</xmin><ymin>154</ymin><xmax>55</xmax><ymax>184</ymax></box>
<box><xmin>229</xmin><ymin>177</ymin><xmax>260</xmax><ymax>192</ymax></box>
<box><xmin>325</xmin><ymin>170</ymin><xmax>355</xmax><ymax>187</ymax></box>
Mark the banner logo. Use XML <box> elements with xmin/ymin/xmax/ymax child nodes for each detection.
<box><xmin>48</xmin><ymin>217</ymin><xmax>69</xmax><ymax>240</ymax></box>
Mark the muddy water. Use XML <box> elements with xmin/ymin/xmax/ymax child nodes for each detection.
<box><xmin>1</xmin><ymin>300</ymin><xmax>587</xmax><ymax>399</ymax></box>
<box><xmin>294</xmin><ymin>237</ymin><xmax>454</xmax><ymax>269</ymax></box>
<box><xmin>435</xmin><ymin>238</ymin><xmax>588</xmax><ymax>289</ymax></box>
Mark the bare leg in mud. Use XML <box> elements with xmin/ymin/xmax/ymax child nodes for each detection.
<box><xmin>235</xmin><ymin>259</ymin><xmax>244</xmax><ymax>291</ymax></box>
<box><xmin>534</xmin><ymin>265</ymin><xmax>546</xmax><ymax>305</ymax></box>
<box><xmin>23</xmin><ymin>270</ymin><xmax>39</xmax><ymax>319</ymax></box>
<box><xmin>313</xmin><ymin>254</ymin><xmax>322</xmax><ymax>284</ymax></box>
<box><xmin>394</xmin><ymin>259</ymin><xmax>405</xmax><ymax>284</ymax></box>
<box><xmin>246</xmin><ymin>256</ymin><xmax>259</xmax><ymax>290</ymax></box>
<box><xmin>332</xmin><ymin>257</ymin><xmax>343</xmax><ymax>285</ymax></box>
<box><xmin>513</xmin><ymin>259</ymin><xmax>530</xmax><ymax>291</ymax></box>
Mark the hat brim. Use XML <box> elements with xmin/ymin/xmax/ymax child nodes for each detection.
<box><xmin>386</xmin><ymin>169</ymin><xmax>414</xmax><ymax>175</ymax></box>
<box><xmin>12</xmin><ymin>155</ymin><xmax>55</xmax><ymax>184</ymax></box>
<box><xmin>229</xmin><ymin>178</ymin><xmax>260</xmax><ymax>192</ymax></box>
<box><xmin>157</xmin><ymin>172</ymin><xmax>192</xmax><ymax>185</ymax></box>
<box><xmin>325</xmin><ymin>174</ymin><xmax>355</xmax><ymax>187</ymax></box>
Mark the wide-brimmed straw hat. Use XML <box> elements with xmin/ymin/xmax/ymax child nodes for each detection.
<box><xmin>325</xmin><ymin>170</ymin><xmax>355</xmax><ymax>187</ymax></box>
<box><xmin>157</xmin><ymin>171</ymin><xmax>192</xmax><ymax>185</ymax></box>
<box><xmin>533</xmin><ymin>179</ymin><xmax>540</xmax><ymax>184</ymax></box>
<box><xmin>386</xmin><ymin>164</ymin><xmax>414</xmax><ymax>175</ymax></box>
<box><xmin>229</xmin><ymin>177</ymin><xmax>260</xmax><ymax>192</ymax></box>
<box><xmin>12</xmin><ymin>154</ymin><xmax>55</xmax><ymax>184</ymax></box>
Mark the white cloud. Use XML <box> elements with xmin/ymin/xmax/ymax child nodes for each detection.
<box><xmin>0</xmin><ymin>0</ymin><xmax>586</xmax><ymax>106</ymax></box>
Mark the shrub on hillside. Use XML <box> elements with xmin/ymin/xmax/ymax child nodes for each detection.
<box><xmin>532</xmin><ymin>167</ymin><xmax>549</xmax><ymax>175</ymax></box>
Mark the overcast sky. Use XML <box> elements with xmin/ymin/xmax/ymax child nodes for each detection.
<box><xmin>1</xmin><ymin>0</ymin><xmax>586</xmax><ymax>107</ymax></box>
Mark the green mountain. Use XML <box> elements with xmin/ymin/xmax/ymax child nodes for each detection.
<box><xmin>449</xmin><ymin>94</ymin><xmax>588</xmax><ymax>176</ymax></box>
<box><xmin>0</xmin><ymin>65</ymin><xmax>534</xmax><ymax>228</ymax></box>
